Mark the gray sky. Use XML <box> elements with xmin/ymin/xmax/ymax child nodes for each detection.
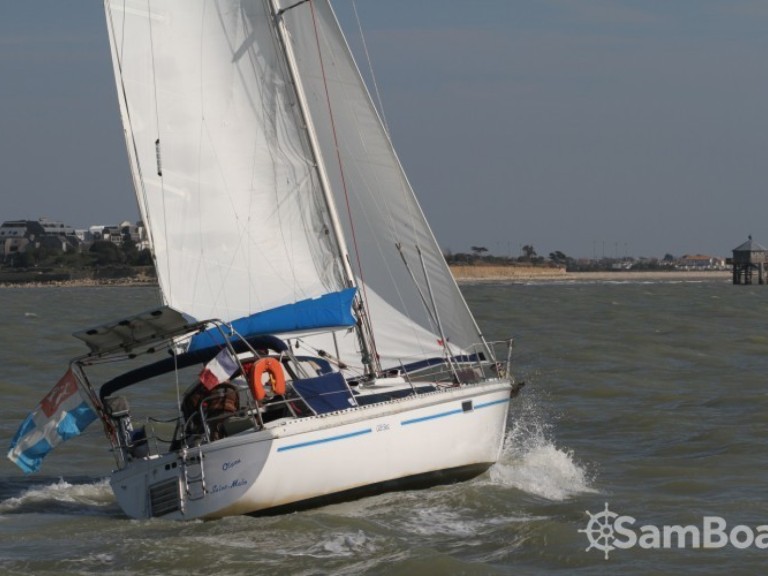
<box><xmin>2</xmin><ymin>1</ymin><xmax>767</xmax><ymax>260</ymax></box>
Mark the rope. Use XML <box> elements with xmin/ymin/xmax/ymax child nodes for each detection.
<box><xmin>352</xmin><ymin>0</ymin><xmax>389</xmax><ymax>134</ymax></box>
<box><xmin>308</xmin><ymin>1</ymin><xmax>379</xmax><ymax>356</ymax></box>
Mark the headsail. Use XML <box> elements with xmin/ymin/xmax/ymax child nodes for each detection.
<box><xmin>281</xmin><ymin>1</ymin><xmax>489</xmax><ymax>368</ymax></box>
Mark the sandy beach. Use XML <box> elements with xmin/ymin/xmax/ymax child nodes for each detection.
<box><xmin>558</xmin><ymin>270</ymin><xmax>731</xmax><ymax>282</ymax></box>
<box><xmin>0</xmin><ymin>266</ymin><xmax>733</xmax><ymax>288</ymax></box>
<box><xmin>449</xmin><ymin>265</ymin><xmax>731</xmax><ymax>283</ymax></box>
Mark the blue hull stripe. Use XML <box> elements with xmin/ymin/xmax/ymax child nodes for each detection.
<box><xmin>401</xmin><ymin>408</ymin><xmax>463</xmax><ymax>426</ymax></box>
<box><xmin>401</xmin><ymin>397</ymin><xmax>510</xmax><ymax>426</ymax></box>
<box><xmin>475</xmin><ymin>398</ymin><xmax>511</xmax><ymax>410</ymax></box>
<box><xmin>277</xmin><ymin>428</ymin><xmax>372</xmax><ymax>452</ymax></box>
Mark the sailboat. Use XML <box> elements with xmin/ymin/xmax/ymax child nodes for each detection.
<box><xmin>8</xmin><ymin>0</ymin><xmax>520</xmax><ymax>520</ymax></box>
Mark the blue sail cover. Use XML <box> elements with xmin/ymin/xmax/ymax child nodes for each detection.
<box><xmin>188</xmin><ymin>288</ymin><xmax>357</xmax><ymax>352</ymax></box>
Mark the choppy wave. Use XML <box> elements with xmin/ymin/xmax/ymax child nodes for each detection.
<box><xmin>299</xmin><ymin>529</ymin><xmax>380</xmax><ymax>558</ymax></box>
<box><xmin>0</xmin><ymin>477</ymin><xmax>117</xmax><ymax>516</ymax></box>
<box><xmin>7</xmin><ymin>282</ymin><xmax>766</xmax><ymax>575</ymax></box>
<box><xmin>488</xmin><ymin>397</ymin><xmax>596</xmax><ymax>501</ymax></box>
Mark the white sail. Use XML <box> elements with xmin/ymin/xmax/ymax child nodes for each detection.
<box><xmin>280</xmin><ymin>1</ymin><xmax>487</xmax><ymax>368</ymax></box>
<box><xmin>105</xmin><ymin>0</ymin><xmax>488</xmax><ymax>371</ymax></box>
<box><xmin>104</xmin><ymin>0</ymin><xmax>348</xmax><ymax>322</ymax></box>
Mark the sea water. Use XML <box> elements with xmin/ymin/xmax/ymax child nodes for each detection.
<box><xmin>1</xmin><ymin>279</ymin><xmax>767</xmax><ymax>574</ymax></box>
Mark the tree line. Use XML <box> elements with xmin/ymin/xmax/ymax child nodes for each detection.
<box><xmin>4</xmin><ymin>236</ymin><xmax>152</xmax><ymax>270</ymax></box>
<box><xmin>444</xmin><ymin>245</ymin><xmax>674</xmax><ymax>271</ymax></box>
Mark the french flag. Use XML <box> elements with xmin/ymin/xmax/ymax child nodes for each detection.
<box><xmin>199</xmin><ymin>349</ymin><xmax>239</xmax><ymax>390</ymax></box>
<box><xmin>7</xmin><ymin>368</ymin><xmax>97</xmax><ymax>474</ymax></box>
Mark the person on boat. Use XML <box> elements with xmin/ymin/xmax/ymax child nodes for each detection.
<box><xmin>180</xmin><ymin>380</ymin><xmax>239</xmax><ymax>442</ymax></box>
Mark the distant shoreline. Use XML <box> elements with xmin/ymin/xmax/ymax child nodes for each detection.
<box><xmin>468</xmin><ymin>270</ymin><xmax>732</xmax><ymax>283</ymax></box>
<box><xmin>0</xmin><ymin>277</ymin><xmax>158</xmax><ymax>289</ymax></box>
<box><xmin>449</xmin><ymin>265</ymin><xmax>731</xmax><ymax>283</ymax></box>
<box><xmin>0</xmin><ymin>266</ymin><xmax>733</xmax><ymax>288</ymax></box>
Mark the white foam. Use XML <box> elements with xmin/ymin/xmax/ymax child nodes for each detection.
<box><xmin>299</xmin><ymin>530</ymin><xmax>379</xmax><ymax>558</ymax></box>
<box><xmin>487</xmin><ymin>397</ymin><xmax>596</xmax><ymax>500</ymax></box>
<box><xmin>0</xmin><ymin>478</ymin><xmax>114</xmax><ymax>514</ymax></box>
<box><xmin>403</xmin><ymin>506</ymin><xmax>481</xmax><ymax>537</ymax></box>
<box><xmin>490</xmin><ymin>442</ymin><xmax>595</xmax><ymax>501</ymax></box>
<box><xmin>400</xmin><ymin>503</ymin><xmax>532</xmax><ymax>539</ymax></box>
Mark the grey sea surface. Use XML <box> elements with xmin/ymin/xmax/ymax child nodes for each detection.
<box><xmin>1</xmin><ymin>279</ymin><xmax>767</xmax><ymax>574</ymax></box>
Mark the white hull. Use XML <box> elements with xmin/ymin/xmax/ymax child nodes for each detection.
<box><xmin>111</xmin><ymin>380</ymin><xmax>512</xmax><ymax>520</ymax></box>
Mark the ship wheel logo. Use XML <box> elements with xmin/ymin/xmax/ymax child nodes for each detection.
<box><xmin>578</xmin><ymin>502</ymin><xmax>619</xmax><ymax>559</ymax></box>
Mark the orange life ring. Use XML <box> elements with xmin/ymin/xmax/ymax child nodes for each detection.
<box><xmin>248</xmin><ymin>357</ymin><xmax>286</xmax><ymax>401</ymax></box>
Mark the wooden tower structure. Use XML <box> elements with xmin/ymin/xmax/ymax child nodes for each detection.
<box><xmin>732</xmin><ymin>236</ymin><xmax>767</xmax><ymax>284</ymax></box>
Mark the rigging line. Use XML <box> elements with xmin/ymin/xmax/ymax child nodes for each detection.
<box><xmin>308</xmin><ymin>0</ymin><xmax>380</xmax><ymax>362</ymax></box>
<box><xmin>276</xmin><ymin>0</ymin><xmax>311</xmax><ymax>17</ymax></box>
<box><xmin>395</xmin><ymin>242</ymin><xmax>440</xmax><ymax>333</ymax></box>
<box><xmin>261</xmin><ymin>2</ymin><xmax>311</xmax><ymax>304</ymax></box>
<box><xmin>146</xmin><ymin>0</ymin><xmax>172</xmax><ymax>303</ymax></box>
<box><xmin>416</xmin><ymin>244</ymin><xmax>460</xmax><ymax>382</ymax></box>
<box><xmin>352</xmin><ymin>0</ymin><xmax>389</xmax><ymax>134</ymax></box>
<box><xmin>349</xmin><ymin>5</ymin><xmax>427</xmax><ymax>246</ymax></box>
<box><xmin>294</xmin><ymin>337</ymin><xmax>359</xmax><ymax>374</ymax></box>
<box><xmin>172</xmin><ymin>347</ymin><xmax>182</xmax><ymax>418</ymax></box>
<box><xmin>119</xmin><ymin>0</ymin><xmax>126</xmax><ymax>65</ymax></box>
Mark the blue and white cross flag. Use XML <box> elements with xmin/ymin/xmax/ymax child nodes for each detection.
<box><xmin>7</xmin><ymin>368</ymin><xmax>98</xmax><ymax>474</ymax></box>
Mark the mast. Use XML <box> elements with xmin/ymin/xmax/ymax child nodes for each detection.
<box><xmin>269</xmin><ymin>0</ymin><xmax>380</xmax><ymax>377</ymax></box>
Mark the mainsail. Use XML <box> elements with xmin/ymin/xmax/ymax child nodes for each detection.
<box><xmin>104</xmin><ymin>0</ymin><xmax>489</xmax><ymax>372</ymax></box>
<box><xmin>104</xmin><ymin>0</ymin><xmax>347</xmax><ymax>322</ymax></box>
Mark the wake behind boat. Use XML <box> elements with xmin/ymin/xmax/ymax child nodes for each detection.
<box><xmin>8</xmin><ymin>0</ymin><xmax>522</xmax><ymax>520</ymax></box>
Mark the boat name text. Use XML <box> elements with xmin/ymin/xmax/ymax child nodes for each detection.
<box><xmin>210</xmin><ymin>479</ymin><xmax>248</xmax><ymax>494</ymax></box>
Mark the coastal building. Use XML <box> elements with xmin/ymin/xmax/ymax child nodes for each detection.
<box><xmin>0</xmin><ymin>220</ymin><xmax>37</xmax><ymax>239</ymax></box>
<box><xmin>0</xmin><ymin>218</ymin><xmax>80</xmax><ymax>262</ymax></box>
<box><xmin>0</xmin><ymin>217</ymin><xmax>151</xmax><ymax>264</ymax></box>
<box><xmin>678</xmin><ymin>254</ymin><xmax>725</xmax><ymax>269</ymax></box>
<box><xmin>119</xmin><ymin>221</ymin><xmax>149</xmax><ymax>250</ymax></box>
<box><xmin>86</xmin><ymin>221</ymin><xmax>148</xmax><ymax>250</ymax></box>
<box><xmin>0</xmin><ymin>221</ymin><xmax>33</xmax><ymax>261</ymax></box>
<box><xmin>731</xmin><ymin>236</ymin><xmax>767</xmax><ymax>285</ymax></box>
<box><xmin>38</xmin><ymin>218</ymin><xmax>76</xmax><ymax>237</ymax></box>
<box><xmin>0</xmin><ymin>219</ymin><xmax>48</xmax><ymax>262</ymax></box>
